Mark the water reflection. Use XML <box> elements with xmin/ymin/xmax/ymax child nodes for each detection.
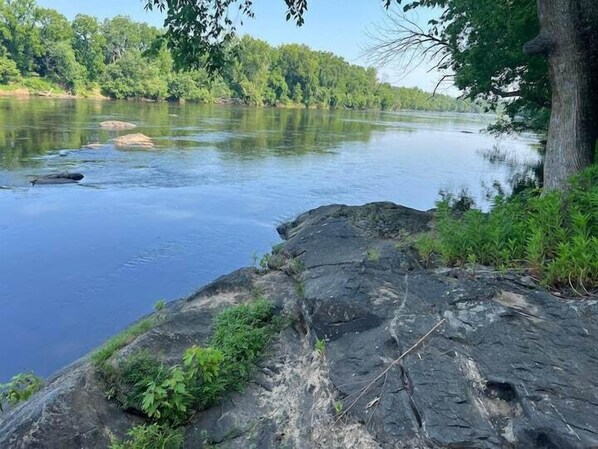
<box><xmin>0</xmin><ymin>97</ymin><xmax>539</xmax><ymax>380</ymax></box>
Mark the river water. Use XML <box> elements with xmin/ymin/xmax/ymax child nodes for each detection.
<box><xmin>0</xmin><ymin>98</ymin><xmax>539</xmax><ymax>380</ymax></box>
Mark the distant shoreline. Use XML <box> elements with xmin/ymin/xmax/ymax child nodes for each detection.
<box><xmin>0</xmin><ymin>87</ymin><xmax>483</xmax><ymax>115</ymax></box>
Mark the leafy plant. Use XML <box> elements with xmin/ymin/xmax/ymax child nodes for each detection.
<box><xmin>109</xmin><ymin>424</ymin><xmax>183</xmax><ymax>449</ymax></box>
<box><xmin>98</xmin><ymin>299</ymin><xmax>282</xmax><ymax>428</ymax></box>
<box><xmin>424</xmin><ymin>165</ymin><xmax>598</xmax><ymax>292</ymax></box>
<box><xmin>154</xmin><ymin>300</ymin><xmax>166</xmax><ymax>311</ymax></box>
<box><xmin>209</xmin><ymin>299</ymin><xmax>280</xmax><ymax>397</ymax></box>
<box><xmin>0</xmin><ymin>372</ymin><xmax>43</xmax><ymax>411</ymax></box>
<box><xmin>333</xmin><ymin>400</ymin><xmax>344</xmax><ymax>415</ymax></box>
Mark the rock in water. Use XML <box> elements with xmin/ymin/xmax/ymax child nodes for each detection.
<box><xmin>111</xmin><ymin>133</ymin><xmax>154</xmax><ymax>149</ymax></box>
<box><xmin>31</xmin><ymin>173</ymin><xmax>84</xmax><ymax>185</ymax></box>
<box><xmin>99</xmin><ymin>121</ymin><xmax>136</xmax><ymax>130</ymax></box>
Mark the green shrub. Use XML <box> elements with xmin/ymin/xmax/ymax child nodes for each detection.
<box><xmin>110</xmin><ymin>424</ymin><xmax>183</xmax><ymax>449</ymax></box>
<box><xmin>0</xmin><ymin>55</ymin><xmax>19</xmax><ymax>84</ymax></box>
<box><xmin>209</xmin><ymin>299</ymin><xmax>280</xmax><ymax>398</ymax></box>
<box><xmin>98</xmin><ymin>299</ymin><xmax>282</xmax><ymax>427</ymax></box>
<box><xmin>0</xmin><ymin>373</ymin><xmax>43</xmax><ymax>411</ymax></box>
<box><xmin>423</xmin><ymin>165</ymin><xmax>598</xmax><ymax>292</ymax></box>
<box><xmin>140</xmin><ymin>346</ymin><xmax>223</xmax><ymax>425</ymax></box>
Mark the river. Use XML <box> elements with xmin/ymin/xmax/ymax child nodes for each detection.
<box><xmin>0</xmin><ymin>98</ymin><xmax>539</xmax><ymax>380</ymax></box>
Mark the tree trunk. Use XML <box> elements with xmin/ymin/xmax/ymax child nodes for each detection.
<box><xmin>530</xmin><ymin>0</ymin><xmax>598</xmax><ymax>190</ymax></box>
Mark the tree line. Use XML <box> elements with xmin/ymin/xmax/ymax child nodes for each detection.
<box><xmin>0</xmin><ymin>0</ymin><xmax>473</xmax><ymax>112</ymax></box>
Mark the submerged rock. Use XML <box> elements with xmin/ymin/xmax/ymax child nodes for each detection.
<box><xmin>111</xmin><ymin>133</ymin><xmax>154</xmax><ymax>149</ymax></box>
<box><xmin>1</xmin><ymin>202</ymin><xmax>597</xmax><ymax>449</ymax></box>
<box><xmin>99</xmin><ymin>121</ymin><xmax>136</xmax><ymax>130</ymax></box>
<box><xmin>31</xmin><ymin>173</ymin><xmax>84</xmax><ymax>185</ymax></box>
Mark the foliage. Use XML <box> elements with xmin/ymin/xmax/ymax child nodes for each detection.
<box><xmin>421</xmin><ymin>165</ymin><xmax>598</xmax><ymax>292</ymax></box>
<box><xmin>101</xmin><ymin>51</ymin><xmax>167</xmax><ymax>100</ymax></box>
<box><xmin>140</xmin><ymin>346</ymin><xmax>223</xmax><ymax>425</ymax></box>
<box><xmin>109</xmin><ymin>424</ymin><xmax>183</xmax><ymax>449</ymax></box>
<box><xmin>0</xmin><ymin>0</ymin><xmax>474</xmax><ymax>112</ymax></box>
<box><xmin>98</xmin><ymin>299</ymin><xmax>282</xmax><ymax>429</ymax></box>
<box><xmin>0</xmin><ymin>372</ymin><xmax>43</xmax><ymax>411</ymax></box>
<box><xmin>91</xmin><ymin>317</ymin><xmax>155</xmax><ymax>368</ymax></box>
<box><xmin>209</xmin><ymin>299</ymin><xmax>281</xmax><ymax>396</ymax></box>
<box><xmin>0</xmin><ymin>55</ymin><xmax>19</xmax><ymax>83</ymax></box>
<box><xmin>381</xmin><ymin>0</ymin><xmax>550</xmax><ymax>131</ymax></box>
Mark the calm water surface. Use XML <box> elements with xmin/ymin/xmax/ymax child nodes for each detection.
<box><xmin>0</xmin><ymin>98</ymin><xmax>539</xmax><ymax>379</ymax></box>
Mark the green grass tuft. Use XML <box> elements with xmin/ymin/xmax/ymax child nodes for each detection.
<box><xmin>110</xmin><ymin>424</ymin><xmax>183</xmax><ymax>449</ymax></box>
<box><xmin>91</xmin><ymin>317</ymin><xmax>155</xmax><ymax>367</ymax></box>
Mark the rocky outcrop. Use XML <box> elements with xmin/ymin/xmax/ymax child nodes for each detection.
<box><xmin>111</xmin><ymin>133</ymin><xmax>154</xmax><ymax>149</ymax></box>
<box><xmin>1</xmin><ymin>202</ymin><xmax>597</xmax><ymax>449</ymax></box>
<box><xmin>99</xmin><ymin>121</ymin><xmax>137</xmax><ymax>130</ymax></box>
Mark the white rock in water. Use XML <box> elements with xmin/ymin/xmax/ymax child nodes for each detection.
<box><xmin>99</xmin><ymin>121</ymin><xmax>137</xmax><ymax>129</ymax></box>
<box><xmin>111</xmin><ymin>133</ymin><xmax>154</xmax><ymax>149</ymax></box>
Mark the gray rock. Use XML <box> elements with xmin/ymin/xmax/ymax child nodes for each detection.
<box><xmin>31</xmin><ymin>173</ymin><xmax>84</xmax><ymax>185</ymax></box>
<box><xmin>1</xmin><ymin>202</ymin><xmax>597</xmax><ymax>449</ymax></box>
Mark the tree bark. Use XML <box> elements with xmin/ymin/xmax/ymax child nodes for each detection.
<box><xmin>529</xmin><ymin>0</ymin><xmax>598</xmax><ymax>190</ymax></box>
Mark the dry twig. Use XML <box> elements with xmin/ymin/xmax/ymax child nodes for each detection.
<box><xmin>334</xmin><ymin>318</ymin><xmax>446</xmax><ymax>425</ymax></box>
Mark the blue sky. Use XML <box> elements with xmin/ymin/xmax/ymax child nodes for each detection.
<box><xmin>36</xmin><ymin>0</ymin><xmax>452</xmax><ymax>93</ymax></box>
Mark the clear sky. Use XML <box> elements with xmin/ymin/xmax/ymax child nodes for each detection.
<box><xmin>36</xmin><ymin>0</ymin><xmax>453</xmax><ymax>93</ymax></box>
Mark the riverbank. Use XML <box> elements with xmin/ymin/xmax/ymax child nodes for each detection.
<box><xmin>1</xmin><ymin>201</ymin><xmax>596</xmax><ymax>449</ymax></box>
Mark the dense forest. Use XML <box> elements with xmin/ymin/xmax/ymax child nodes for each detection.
<box><xmin>0</xmin><ymin>0</ymin><xmax>473</xmax><ymax>112</ymax></box>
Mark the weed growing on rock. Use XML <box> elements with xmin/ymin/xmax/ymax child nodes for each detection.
<box><xmin>295</xmin><ymin>281</ymin><xmax>305</xmax><ymax>298</ymax></box>
<box><xmin>140</xmin><ymin>346</ymin><xmax>223</xmax><ymax>425</ymax></box>
<box><xmin>333</xmin><ymin>400</ymin><xmax>344</xmax><ymax>415</ymax></box>
<box><xmin>366</xmin><ymin>248</ymin><xmax>381</xmax><ymax>262</ymax></box>
<box><xmin>154</xmin><ymin>300</ymin><xmax>166</xmax><ymax>311</ymax></box>
<box><xmin>413</xmin><ymin>234</ymin><xmax>439</xmax><ymax>267</ymax></box>
<box><xmin>209</xmin><ymin>299</ymin><xmax>282</xmax><ymax>393</ymax></box>
<box><xmin>315</xmin><ymin>338</ymin><xmax>326</xmax><ymax>356</ymax></box>
<box><xmin>417</xmin><ymin>165</ymin><xmax>598</xmax><ymax>292</ymax></box>
<box><xmin>100</xmin><ymin>299</ymin><xmax>283</xmax><ymax>437</ymax></box>
<box><xmin>289</xmin><ymin>257</ymin><xmax>304</xmax><ymax>276</ymax></box>
<box><xmin>258</xmin><ymin>253</ymin><xmax>271</xmax><ymax>271</ymax></box>
<box><xmin>0</xmin><ymin>372</ymin><xmax>43</xmax><ymax>411</ymax></box>
<box><xmin>91</xmin><ymin>317</ymin><xmax>155</xmax><ymax>368</ymax></box>
<box><xmin>109</xmin><ymin>423</ymin><xmax>183</xmax><ymax>449</ymax></box>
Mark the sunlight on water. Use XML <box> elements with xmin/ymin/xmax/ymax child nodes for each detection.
<box><xmin>0</xmin><ymin>98</ymin><xmax>539</xmax><ymax>379</ymax></box>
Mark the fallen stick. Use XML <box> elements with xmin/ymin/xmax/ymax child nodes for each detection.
<box><xmin>334</xmin><ymin>317</ymin><xmax>446</xmax><ymax>425</ymax></box>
